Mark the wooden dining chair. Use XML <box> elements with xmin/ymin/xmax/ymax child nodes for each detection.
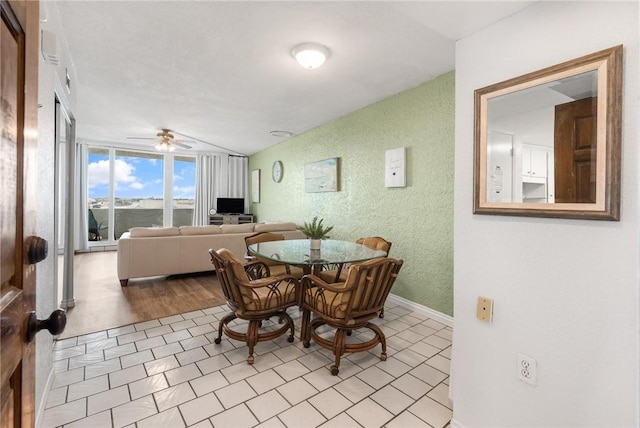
<box><xmin>319</xmin><ymin>236</ymin><xmax>392</xmax><ymax>283</ymax></box>
<box><xmin>300</xmin><ymin>257</ymin><xmax>403</xmax><ymax>375</ymax></box>
<box><xmin>209</xmin><ymin>248</ymin><xmax>298</xmax><ymax>364</ymax></box>
<box><xmin>245</xmin><ymin>232</ymin><xmax>304</xmax><ymax>278</ymax></box>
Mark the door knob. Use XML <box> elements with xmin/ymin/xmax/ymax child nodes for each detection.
<box><xmin>26</xmin><ymin>236</ymin><xmax>48</xmax><ymax>264</ymax></box>
<box><xmin>26</xmin><ymin>309</ymin><xmax>66</xmax><ymax>342</ymax></box>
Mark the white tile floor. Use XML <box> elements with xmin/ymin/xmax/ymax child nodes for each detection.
<box><xmin>42</xmin><ymin>302</ymin><xmax>453</xmax><ymax>428</ymax></box>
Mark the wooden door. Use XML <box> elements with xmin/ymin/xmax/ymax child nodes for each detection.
<box><xmin>1</xmin><ymin>1</ymin><xmax>40</xmax><ymax>426</ymax></box>
<box><xmin>554</xmin><ymin>97</ymin><xmax>597</xmax><ymax>203</ymax></box>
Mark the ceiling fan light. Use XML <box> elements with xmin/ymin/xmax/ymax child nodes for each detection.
<box><xmin>292</xmin><ymin>43</ymin><xmax>330</xmax><ymax>69</ymax></box>
<box><xmin>155</xmin><ymin>141</ymin><xmax>174</xmax><ymax>152</ymax></box>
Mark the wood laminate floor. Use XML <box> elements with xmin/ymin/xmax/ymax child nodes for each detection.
<box><xmin>58</xmin><ymin>251</ymin><xmax>226</xmax><ymax>339</ymax></box>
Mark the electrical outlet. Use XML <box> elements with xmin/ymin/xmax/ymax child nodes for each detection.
<box><xmin>476</xmin><ymin>296</ymin><xmax>493</xmax><ymax>323</ymax></box>
<box><xmin>517</xmin><ymin>353</ymin><xmax>537</xmax><ymax>386</ymax></box>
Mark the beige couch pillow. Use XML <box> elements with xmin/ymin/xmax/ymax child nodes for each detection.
<box><xmin>220</xmin><ymin>223</ymin><xmax>255</xmax><ymax>234</ymax></box>
<box><xmin>254</xmin><ymin>222</ymin><xmax>298</xmax><ymax>232</ymax></box>
<box><xmin>179</xmin><ymin>225</ymin><xmax>221</xmax><ymax>235</ymax></box>
<box><xmin>129</xmin><ymin>227</ymin><xmax>180</xmax><ymax>238</ymax></box>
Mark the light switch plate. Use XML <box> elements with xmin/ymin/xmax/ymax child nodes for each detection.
<box><xmin>385</xmin><ymin>147</ymin><xmax>406</xmax><ymax>187</ymax></box>
<box><xmin>476</xmin><ymin>296</ymin><xmax>493</xmax><ymax>323</ymax></box>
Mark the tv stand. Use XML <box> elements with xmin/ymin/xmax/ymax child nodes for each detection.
<box><xmin>209</xmin><ymin>214</ymin><xmax>254</xmax><ymax>225</ymax></box>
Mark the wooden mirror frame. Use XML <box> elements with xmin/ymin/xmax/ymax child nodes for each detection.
<box><xmin>474</xmin><ymin>45</ymin><xmax>623</xmax><ymax>220</ymax></box>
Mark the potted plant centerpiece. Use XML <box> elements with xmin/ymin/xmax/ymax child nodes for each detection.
<box><xmin>300</xmin><ymin>216</ymin><xmax>333</xmax><ymax>250</ymax></box>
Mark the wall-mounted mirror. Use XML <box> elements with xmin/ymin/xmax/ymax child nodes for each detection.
<box><xmin>474</xmin><ymin>45</ymin><xmax>622</xmax><ymax>220</ymax></box>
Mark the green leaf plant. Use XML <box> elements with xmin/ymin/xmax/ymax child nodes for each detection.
<box><xmin>299</xmin><ymin>216</ymin><xmax>334</xmax><ymax>239</ymax></box>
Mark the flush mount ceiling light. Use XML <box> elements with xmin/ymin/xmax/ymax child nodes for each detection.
<box><xmin>291</xmin><ymin>42</ymin><xmax>330</xmax><ymax>69</ymax></box>
<box><xmin>270</xmin><ymin>130</ymin><xmax>293</xmax><ymax>138</ymax></box>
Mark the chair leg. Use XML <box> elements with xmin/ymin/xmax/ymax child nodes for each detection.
<box><xmin>215</xmin><ymin>312</ymin><xmax>237</xmax><ymax>344</ymax></box>
<box><xmin>246</xmin><ymin>320</ymin><xmax>261</xmax><ymax>364</ymax></box>
<box><xmin>330</xmin><ymin>329</ymin><xmax>348</xmax><ymax>376</ymax></box>
<box><xmin>215</xmin><ymin>309</ymin><xmax>295</xmax><ymax>364</ymax></box>
<box><xmin>282</xmin><ymin>313</ymin><xmax>295</xmax><ymax>343</ymax></box>
<box><xmin>301</xmin><ymin>309</ymin><xmax>311</xmax><ymax>347</ymax></box>
<box><xmin>367</xmin><ymin>322</ymin><xmax>387</xmax><ymax>361</ymax></box>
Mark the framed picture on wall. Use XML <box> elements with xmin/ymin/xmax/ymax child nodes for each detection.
<box><xmin>251</xmin><ymin>169</ymin><xmax>260</xmax><ymax>203</ymax></box>
<box><xmin>305</xmin><ymin>158</ymin><xmax>339</xmax><ymax>193</ymax></box>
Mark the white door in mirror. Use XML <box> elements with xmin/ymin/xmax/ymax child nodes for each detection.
<box><xmin>272</xmin><ymin>161</ymin><xmax>283</xmax><ymax>182</ymax></box>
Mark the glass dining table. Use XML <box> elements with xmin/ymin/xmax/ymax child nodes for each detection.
<box><xmin>248</xmin><ymin>239</ymin><xmax>387</xmax><ymax>276</ymax></box>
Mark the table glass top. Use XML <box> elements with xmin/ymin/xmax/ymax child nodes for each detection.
<box><xmin>248</xmin><ymin>239</ymin><xmax>386</xmax><ymax>266</ymax></box>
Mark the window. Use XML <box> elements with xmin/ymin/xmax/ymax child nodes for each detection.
<box><xmin>87</xmin><ymin>147</ymin><xmax>111</xmax><ymax>241</ymax></box>
<box><xmin>114</xmin><ymin>150</ymin><xmax>164</xmax><ymax>237</ymax></box>
<box><xmin>86</xmin><ymin>147</ymin><xmax>196</xmax><ymax>241</ymax></box>
<box><xmin>173</xmin><ymin>156</ymin><xmax>196</xmax><ymax>227</ymax></box>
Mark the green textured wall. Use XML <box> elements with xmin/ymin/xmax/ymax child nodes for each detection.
<box><xmin>249</xmin><ymin>72</ymin><xmax>454</xmax><ymax>315</ymax></box>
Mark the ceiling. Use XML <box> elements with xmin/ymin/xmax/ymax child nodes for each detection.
<box><xmin>53</xmin><ymin>1</ymin><xmax>534</xmax><ymax>156</ymax></box>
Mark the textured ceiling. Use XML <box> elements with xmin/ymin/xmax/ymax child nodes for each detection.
<box><xmin>53</xmin><ymin>1</ymin><xmax>534</xmax><ymax>156</ymax></box>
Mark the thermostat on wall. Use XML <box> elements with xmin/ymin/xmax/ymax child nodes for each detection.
<box><xmin>385</xmin><ymin>147</ymin><xmax>406</xmax><ymax>187</ymax></box>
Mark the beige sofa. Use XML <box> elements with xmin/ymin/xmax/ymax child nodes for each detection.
<box><xmin>117</xmin><ymin>222</ymin><xmax>305</xmax><ymax>286</ymax></box>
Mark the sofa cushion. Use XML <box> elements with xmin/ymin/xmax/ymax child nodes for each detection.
<box><xmin>254</xmin><ymin>222</ymin><xmax>298</xmax><ymax>232</ymax></box>
<box><xmin>129</xmin><ymin>227</ymin><xmax>180</xmax><ymax>238</ymax></box>
<box><xmin>220</xmin><ymin>223</ymin><xmax>255</xmax><ymax>234</ymax></box>
<box><xmin>179</xmin><ymin>225</ymin><xmax>221</xmax><ymax>235</ymax></box>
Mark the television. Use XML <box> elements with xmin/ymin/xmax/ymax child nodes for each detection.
<box><xmin>216</xmin><ymin>197</ymin><xmax>245</xmax><ymax>214</ymax></box>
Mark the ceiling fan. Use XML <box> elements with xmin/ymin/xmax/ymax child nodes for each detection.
<box><xmin>127</xmin><ymin>129</ymin><xmax>192</xmax><ymax>151</ymax></box>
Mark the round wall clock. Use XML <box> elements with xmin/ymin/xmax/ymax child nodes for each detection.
<box><xmin>272</xmin><ymin>160</ymin><xmax>283</xmax><ymax>183</ymax></box>
<box><xmin>209</xmin><ymin>208</ymin><xmax>217</xmax><ymax>215</ymax></box>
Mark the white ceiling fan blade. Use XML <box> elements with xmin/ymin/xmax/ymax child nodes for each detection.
<box><xmin>170</xmin><ymin>130</ymin><xmax>247</xmax><ymax>156</ymax></box>
<box><xmin>172</xmin><ymin>141</ymin><xmax>192</xmax><ymax>149</ymax></box>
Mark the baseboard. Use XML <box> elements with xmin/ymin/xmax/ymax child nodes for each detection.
<box><xmin>386</xmin><ymin>293</ymin><xmax>453</xmax><ymax>328</ymax></box>
<box><xmin>36</xmin><ymin>366</ymin><xmax>56</xmax><ymax>428</ymax></box>
<box><xmin>449</xmin><ymin>418</ymin><xmax>465</xmax><ymax>428</ymax></box>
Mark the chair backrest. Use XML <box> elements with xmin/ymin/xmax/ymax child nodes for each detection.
<box><xmin>342</xmin><ymin>257</ymin><xmax>403</xmax><ymax>319</ymax></box>
<box><xmin>209</xmin><ymin>248</ymin><xmax>252</xmax><ymax>310</ymax></box>
<box><xmin>245</xmin><ymin>232</ymin><xmax>286</xmax><ymax>266</ymax></box>
<box><xmin>356</xmin><ymin>236</ymin><xmax>392</xmax><ymax>255</ymax></box>
<box><xmin>211</xmin><ymin>247</ymin><xmax>298</xmax><ymax>315</ymax></box>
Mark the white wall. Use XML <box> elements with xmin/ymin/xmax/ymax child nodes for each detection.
<box><xmin>452</xmin><ymin>2</ymin><xmax>638</xmax><ymax>427</ymax></box>
<box><xmin>35</xmin><ymin>1</ymin><xmax>78</xmax><ymax>424</ymax></box>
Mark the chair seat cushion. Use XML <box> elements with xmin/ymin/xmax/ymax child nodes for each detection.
<box><xmin>241</xmin><ymin>280</ymin><xmax>297</xmax><ymax>312</ymax></box>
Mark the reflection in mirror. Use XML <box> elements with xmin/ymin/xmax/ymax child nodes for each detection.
<box><xmin>486</xmin><ymin>70</ymin><xmax>598</xmax><ymax>204</ymax></box>
<box><xmin>474</xmin><ymin>45</ymin><xmax>622</xmax><ymax>220</ymax></box>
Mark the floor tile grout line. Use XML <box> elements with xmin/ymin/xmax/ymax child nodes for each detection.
<box><xmin>46</xmin><ymin>304</ymin><xmax>451</xmax><ymax>428</ymax></box>
<box><xmin>50</xmin><ymin>355</ymin><xmax>443</xmax><ymax>427</ymax></box>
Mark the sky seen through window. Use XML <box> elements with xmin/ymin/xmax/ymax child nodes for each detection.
<box><xmin>88</xmin><ymin>153</ymin><xmax>195</xmax><ymax>200</ymax></box>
